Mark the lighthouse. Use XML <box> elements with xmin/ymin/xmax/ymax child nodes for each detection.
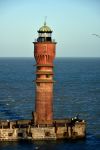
<box><xmin>33</xmin><ymin>22</ymin><xmax>56</xmax><ymax>125</ymax></box>
<box><xmin>0</xmin><ymin>21</ymin><xmax>86</xmax><ymax>141</ymax></box>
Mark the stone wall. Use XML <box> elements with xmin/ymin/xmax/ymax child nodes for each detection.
<box><xmin>0</xmin><ymin>120</ymin><xmax>86</xmax><ymax>141</ymax></box>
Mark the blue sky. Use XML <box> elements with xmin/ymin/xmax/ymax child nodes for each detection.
<box><xmin>0</xmin><ymin>0</ymin><xmax>100</xmax><ymax>57</ymax></box>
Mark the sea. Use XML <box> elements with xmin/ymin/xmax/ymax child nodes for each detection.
<box><xmin>0</xmin><ymin>57</ymin><xmax>100</xmax><ymax>150</ymax></box>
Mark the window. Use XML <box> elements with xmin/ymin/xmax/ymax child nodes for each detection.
<box><xmin>28</xmin><ymin>133</ymin><xmax>32</xmax><ymax>137</ymax></box>
<box><xmin>37</xmin><ymin>83</ymin><xmax>40</xmax><ymax>86</ymax></box>
<box><xmin>18</xmin><ymin>133</ymin><xmax>23</xmax><ymax>137</ymax></box>
<box><xmin>38</xmin><ymin>75</ymin><xmax>40</xmax><ymax>78</ymax></box>
<box><xmin>8</xmin><ymin>133</ymin><xmax>13</xmax><ymax>136</ymax></box>
<box><xmin>45</xmin><ymin>132</ymin><xmax>50</xmax><ymax>136</ymax></box>
<box><xmin>63</xmin><ymin>132</ymin><xmax>68</xmax><ymax>136</ymax></box>
<box><xmin>46</xmin><ymin>75</ymin><xmax>50</xmax><ymax>78</ymax></box>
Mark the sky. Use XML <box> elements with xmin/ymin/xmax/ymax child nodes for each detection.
<box><xmin>0</xmin><ymin>0</ymin><xmax>100</xmax><ymax>57</ymax></box>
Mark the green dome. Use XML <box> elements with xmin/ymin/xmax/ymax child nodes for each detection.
<box><xmin>38</xmin><ymin>22</ymin><xmax>52</xmax><ymax>33</ymax></box>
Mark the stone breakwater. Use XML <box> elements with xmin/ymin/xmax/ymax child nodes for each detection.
<box><xmin>0</xmin><ymin>119</ymin><xmax>86</xmax><ymax>141</ymax></box>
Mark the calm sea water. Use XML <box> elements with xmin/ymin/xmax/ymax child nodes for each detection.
<box><xmin>0</xmin><ymin>57</ymin><xmax>100</xmax><ymax>150</ymax></box>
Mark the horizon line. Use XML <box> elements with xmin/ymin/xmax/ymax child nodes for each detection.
<box><xmin>0</xmin><ymin>56</ymin><xmax>100</xmax><ymax>58</ymax></box>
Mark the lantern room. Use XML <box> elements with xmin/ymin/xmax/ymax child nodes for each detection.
<box><xmin>37</xmin><ymin>22</ymin><xmax>52</xmax><ymax>42</ymax></box>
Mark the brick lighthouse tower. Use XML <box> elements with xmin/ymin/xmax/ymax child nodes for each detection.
<box><xmin>33</xmin><ymin>21</ymin><xmax>56</xmax><ymax>125</ymax></box>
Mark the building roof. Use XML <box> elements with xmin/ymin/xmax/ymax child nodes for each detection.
<box><xmin>38</xmin><ymin>22</ymin><xmax>52</xmax><ymax>33</ymax></box>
